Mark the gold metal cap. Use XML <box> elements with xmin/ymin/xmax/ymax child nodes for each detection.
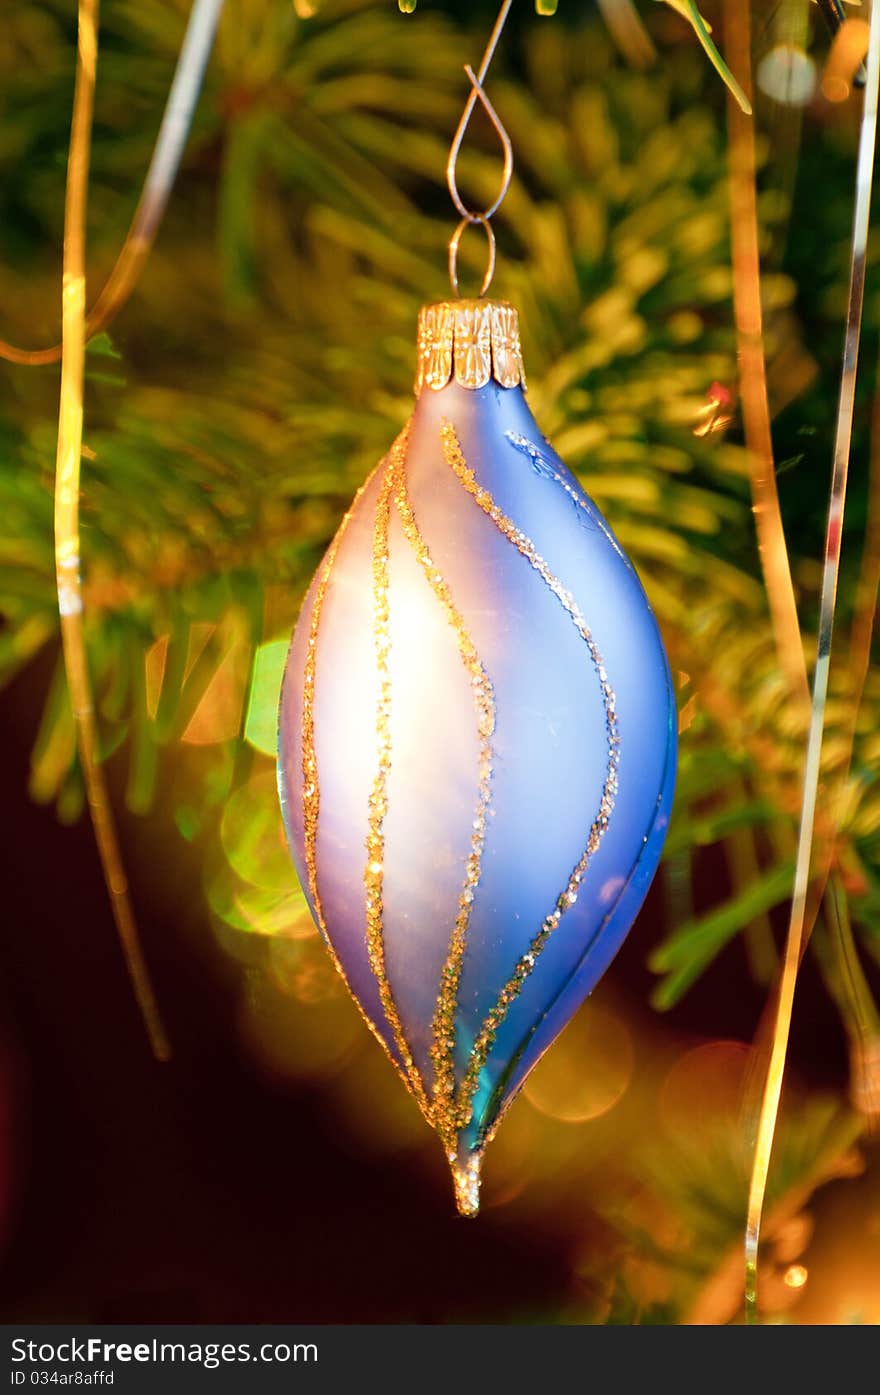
<box><xmin>415</xmin><ymin>299</ymin><xmax>526</xmax><ymax>395</ymax></box>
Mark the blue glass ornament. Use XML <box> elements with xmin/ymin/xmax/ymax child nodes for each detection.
<box><xmin>278</xmin><ymin>301</ymin><xmax>676</xmax><ymax>1214</ymax></box>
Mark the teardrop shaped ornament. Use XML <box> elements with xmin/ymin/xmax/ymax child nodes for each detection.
<box><xmin>278</xmin><ymin>300</ymin><xmax>677</xmax><ymax>1214</ymax></box>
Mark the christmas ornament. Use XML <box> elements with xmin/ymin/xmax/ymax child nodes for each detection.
<box><xmin>277</xmin><ymin>2</ymin><xmax>676</xmax><ymax>1215</ymax></box>
<box><xmin>277</xmin><ymin>305</ymin><xmax>676</xmax><ymax>1213</ymax></box>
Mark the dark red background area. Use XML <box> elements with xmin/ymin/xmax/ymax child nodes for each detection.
<box><xmin>0</xmin><ymin>646</ymin><xmax>860</xmax><ymax>1323</ymax></box>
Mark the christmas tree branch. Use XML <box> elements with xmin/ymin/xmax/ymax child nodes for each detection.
<box><xmin>0</xmin><ymin>0</ymin><xmax>224</xmax><ymax>367</ymax></box>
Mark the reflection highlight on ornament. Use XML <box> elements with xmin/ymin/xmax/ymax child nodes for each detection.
<box><xmin>388</xmin><ymin>432</ymin><xmax>497</xmax><ymax>1144</ymax></box>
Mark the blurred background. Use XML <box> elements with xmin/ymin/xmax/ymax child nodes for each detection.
<box><xmin>1</xmin><ymin>0</ymin><xmax>880</xmax><ymax>1324</ymax></box>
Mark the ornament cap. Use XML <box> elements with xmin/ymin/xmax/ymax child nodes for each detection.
<box><xmin>415</xmin><ymin>299</ymin><xmax>526</xmax><ymax>395</ymax></box>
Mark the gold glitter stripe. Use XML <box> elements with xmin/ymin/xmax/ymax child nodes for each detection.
<box><xmin>387</xmin><ymin>430</ymin><xmax>497</xmax><ymax>1154</ymax></box>
<box><xmin>439</xmin><ymin>420</ymin><xmax>620</xmax><ymax>1132</ymax></box>
<box><xmin>364</xmin><ymin>437</ymin><xmax>433</xmax><ymax>1115</ymax></box>
<box><xmin>301</xmin><ymin>466</ymin><xmax>412</xmax><ymax>1095</ymax></box>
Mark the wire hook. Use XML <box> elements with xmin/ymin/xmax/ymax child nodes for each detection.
<box><xmin>448</xmin><ymin>214</ymin><xmax>497</xmax><ymax>298</ymax></box>
<box><xmin>445</xmin><ymin>0</ymin><xmax>516</xmax><ymax>297</ymax></box>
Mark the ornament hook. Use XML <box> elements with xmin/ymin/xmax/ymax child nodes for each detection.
<box><xmin>448</xmin><ymin>214</ymin><xmax>497</xmax><ymax>298</ymax></box>
<box><xmin>445</xmin><ymin>0</ymin><xmax>515</xmax><ymax>298</ymax></box>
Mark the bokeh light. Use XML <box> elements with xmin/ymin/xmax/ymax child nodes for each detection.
<box><xmin>659</xmin><ymin>1039</ymin><xmax>753</xmax><ymax>1139</ymax></box>
<box><xmin>756</xmin><ymin>45</ymin><xmax>817</xmax><ymax>107</ymax></box>
<box><xmin>245</xmin><ymin>639</ymin><xmax>289</xmax><ymax>757</ymax></box>
<box><xmin>240</xmin><ymin>947</ymin><xmax>361</xmax><ymax>1083</ymax></box>
<box><xmin>523</xmin><ymin>1003</ymin><xmax>634</xmax><ymax>1125</ymax></box>
<box><xmin>821</xmin><ymin>18</ymin><xmax>870</xmax><ymax>104</ymax></box>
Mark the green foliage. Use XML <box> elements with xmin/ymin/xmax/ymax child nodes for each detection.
<box><xmin>658</xmin><ymin>0</ymin><xmax>751</xmax><ymax>112</ymax></box>
<box><xmin>0</xmin><ymin>2</ymin><xmax>878</xmax><ymax>1055</ymax></box>
<box><xmin>366</xmin><ymin>1</ymin><xmax>751</xmax><ymax>111</ymax></box>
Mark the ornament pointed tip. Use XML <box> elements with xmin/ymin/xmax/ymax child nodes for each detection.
<box><xmin>450</xmin><ymin>1150</ymin><xmax>483</xmax><ymax>1217</ymax></box>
